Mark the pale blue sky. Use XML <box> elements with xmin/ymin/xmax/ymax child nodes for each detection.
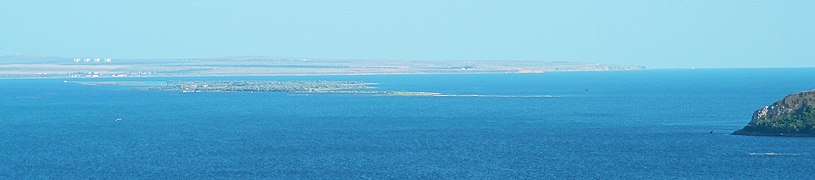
<box><xmin>1</xmin><ymin>0</ymin><xmax>812</xmax><ymax>68</ymax></box>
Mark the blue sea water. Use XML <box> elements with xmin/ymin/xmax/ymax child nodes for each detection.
<box><xmin>1</xmin><ymin>68</ymin><xmax>815</xmax><ymax>179</ymax></box>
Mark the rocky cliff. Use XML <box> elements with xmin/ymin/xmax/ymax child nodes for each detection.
<box><xmin>733</xmin><ymin>90</ymin><xmax>815</xmax><ymax>136</ymax></box>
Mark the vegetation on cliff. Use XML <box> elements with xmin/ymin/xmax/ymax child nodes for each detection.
<box><xmin>734</xmin><ymin>90</ymin><xmax>815</xmax><ymax>136</ymax></box>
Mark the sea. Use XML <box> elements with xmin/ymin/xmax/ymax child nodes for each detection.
<box><xmin>1</xmin><ymin>68</ymin><xmax>814</xmax><ymax>179</ymax></box>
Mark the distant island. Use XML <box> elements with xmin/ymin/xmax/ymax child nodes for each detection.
<box><xmin>73</xmin><ymin>80</ymin><xmax>443</xmax><ymax>96</ymax></box>
<box><xmin>733</xmin><ymin>90</ymin><xmax>815</xmax><ymax>136</ymax></box>
<box><xmin>0</xmin><ymin>55</ymin><xmax>645</xmax><ymax>78</ymax></box>
<box><xmin>147</xmin><ymin>81</ymin><xmax>371</xmax><ymax>93</ymax></box>
<box><xmin>69</xmin><ymin>80</ymin><xmax>565</xmax><ymax>98</ymax></box>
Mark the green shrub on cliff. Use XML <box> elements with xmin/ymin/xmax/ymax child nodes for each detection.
<box><xmin>744</xmin><ymin>104</ymin><xmax>815</xmax><ymax>134</ymax></box>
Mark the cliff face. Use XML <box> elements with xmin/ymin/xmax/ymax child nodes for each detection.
<box><xmin>733</xmin><ymin>90</ymin><xmax>815</xmax><ymax>136</ymax></box>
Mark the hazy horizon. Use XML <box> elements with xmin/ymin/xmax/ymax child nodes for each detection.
<box><xmin>2</xmin><ymin>0</ymin><xmax>812</xmax><ymax>69</ymax></box>
<box><xmin>3</xmin><ymin>2</ymin><xmax>815</xmax><ymax>178</ymax></box>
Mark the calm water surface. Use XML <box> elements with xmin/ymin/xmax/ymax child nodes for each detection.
<box><xmin>1</xmin><ymin>69</ymin><xmax>814</xmax><ymax>178</ymax></box>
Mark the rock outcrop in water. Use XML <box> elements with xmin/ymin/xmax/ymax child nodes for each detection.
<box><xmin>733</xmin><ymin>90</ymin><xmax>815</xmax><ymax>136</ymax></box>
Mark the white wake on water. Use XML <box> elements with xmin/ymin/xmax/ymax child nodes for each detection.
<box><xmin>747</xmin><ymin>152</ymin><xmax>801</xmax><ymax>156</ymax></box>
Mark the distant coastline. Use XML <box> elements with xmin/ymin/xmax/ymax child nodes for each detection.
<box><xmin>0</xmin><ymin>55</ymin><xmax>645</xmax><ymax>79</ymax></box>
<box><xmin>732</xmin><ymin>130</ymin><xmax>815</xmax><ymax>137</ymax></box>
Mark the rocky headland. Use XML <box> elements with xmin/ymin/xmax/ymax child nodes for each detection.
<box><xmin>733</xmin><ymin>90</ymin><xmax>815</xmax><ymax>136</ymax></box>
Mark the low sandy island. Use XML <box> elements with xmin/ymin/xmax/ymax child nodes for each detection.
<box><xmin>69</xmin><ymin>80</ymin><xmax>563</xmax><ymax>98</ymax></box>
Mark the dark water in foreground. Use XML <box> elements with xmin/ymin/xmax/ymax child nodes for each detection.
<box><xmin>1</xmin><ymin>69</ymin><xmax>815</xmax><ymax>178</ymax></box>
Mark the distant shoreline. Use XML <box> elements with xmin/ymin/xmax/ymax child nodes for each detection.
<box><xmin>0</xmin><ymin>71</ymin><xmax>526</xmax><ymax>80</ymax></box>
<box><xmin>0</xmin><ymin>56</ymin><xmax>645</xmax><ymax>79</ymax></box>
<box><xmin>732</xmin><ymin>130</ymin><xmax>815</xmax><ymax>137</ymax></box>
<box><xmin>0</xmin><ymin>70</ymin><xmax>655</xmax><ymax>80</ymax></box>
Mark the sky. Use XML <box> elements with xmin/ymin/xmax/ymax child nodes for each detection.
<box><xmin>0</xmin><ymin>0</ymin><xmax>812</xmax><ymax>68</ymax></box>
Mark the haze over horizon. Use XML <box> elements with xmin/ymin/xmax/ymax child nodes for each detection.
<box><xmin>2</xmin><ymin>0</ymin><xmax>812</xmax><ymax>68</ymax></box>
